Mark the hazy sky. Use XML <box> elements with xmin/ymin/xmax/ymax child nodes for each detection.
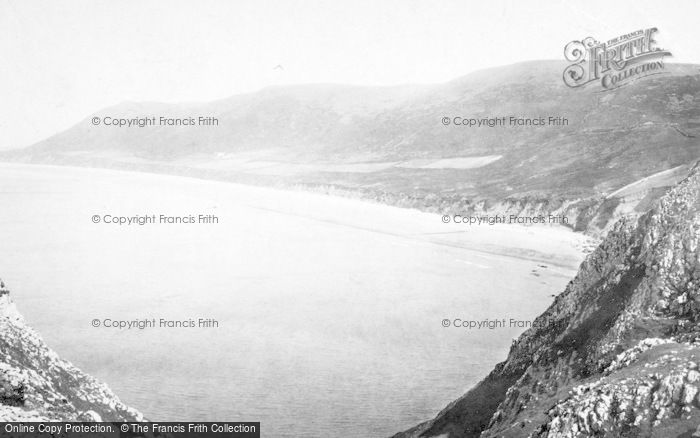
<box><xmin>1</xmin><ymin>0</ymin><xmax>698</xmax><ymax>149</ymax></box>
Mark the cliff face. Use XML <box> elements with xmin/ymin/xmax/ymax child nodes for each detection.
<box><xmin>0</xmin><ymin>284</ymin><xmax>143</xmax><ymax>422</ymax></box>
<box><xmin>395</xmin><ymin>161</ymin><xmax>700</xmax><ymax>437</ymax></box>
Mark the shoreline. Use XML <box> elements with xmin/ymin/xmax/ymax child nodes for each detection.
<box><xmin>0</xmin><ymin>161</ymin><xmax>592</xmax><ymax>270</ymax></box>
<box><xmin>0</xmin><ymin>161</ymin><xmax>590</xmax><ymax>436</ymax></box>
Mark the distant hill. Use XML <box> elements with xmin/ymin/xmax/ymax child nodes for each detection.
<box><xmin>4</xmin><ymin>61</ymin><xmax>700</xmax><ymax>234</ymax></box>
<box><xmin>392</xmin><ymin>161</ymin><xmax>700</xmax><ymax>438</ymax></box>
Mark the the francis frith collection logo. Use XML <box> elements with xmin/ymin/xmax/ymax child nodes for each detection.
<box><xmin>563</xmin><ymin>28</ymin><xmax>671</xmax><ymax>90</ymax></box>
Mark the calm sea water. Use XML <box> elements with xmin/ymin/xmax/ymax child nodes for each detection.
<box><xmin>0</xmin><ymin>163</ymin><xmax>582</xmax><ymax>437</ymax></box>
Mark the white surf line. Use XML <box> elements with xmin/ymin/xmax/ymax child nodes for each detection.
<box><xmin>246</xmin><ymin>204</ymin><xmax>577</xmax><ymax>267</ymax></box>
<box><xmin>0</xmin><ymin>162</ymin><xmax>582</xmax><ymax>268</ymax></box>
<box><xmin>454</xmin><ymin>259</ymin><xmax>490</xmax><ymax>269</ymax></box>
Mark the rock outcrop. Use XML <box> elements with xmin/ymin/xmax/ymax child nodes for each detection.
<box><xmin>394</xmin><ymin>161</ymin><xmax>700</xmax><ymax>437</ymax></box>
<box><xmin>0</xmin><ymin>282</ymin><xmax>143</xmax><ymax>421</ymax></box>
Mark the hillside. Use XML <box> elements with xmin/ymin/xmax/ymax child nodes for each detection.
<box><xmin>392</xmin><ymin>162</ymin><xmax>700</xmax><ymax>437</ymax></box>
<box><xmin>0</xmin><ymin>282</ymin><xmax>143</xmax><ymax>421</ymax></box>
<box><xmin>3</xmin><ymin>61</ymin><xmax>700</xmax><ymax>235</ymax></box>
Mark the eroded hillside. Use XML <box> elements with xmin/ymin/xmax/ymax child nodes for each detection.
<box><xmin>0</xmin><ymin>284</ymin><xmax>143</xmax><ymax>422</ymax></box>
<box><xmin>394</xmin><ymin>162</ymin><xmax>700</xmax><ymax>437</ymax></box>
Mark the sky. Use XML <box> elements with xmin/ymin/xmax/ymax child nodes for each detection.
<box><xmin>1</xmin><ymin>0</ymin><xmax>699</xmax><ymax>149</ymax></box>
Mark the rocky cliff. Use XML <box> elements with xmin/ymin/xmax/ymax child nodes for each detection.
<box><xmin>0</xmin><ymin>283</ymin><xmax>143</xmax><ymax>422</ymax></box>
<box><xmin>394</xmin><ymin>161</ymin><xmax>700</xmax><ymax>437</ymax></box>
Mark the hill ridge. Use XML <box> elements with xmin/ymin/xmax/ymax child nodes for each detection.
<box><xmin>3</xmin><ymin>60</ymin><xmax>699</xmax><ymax>236</ymax></box>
